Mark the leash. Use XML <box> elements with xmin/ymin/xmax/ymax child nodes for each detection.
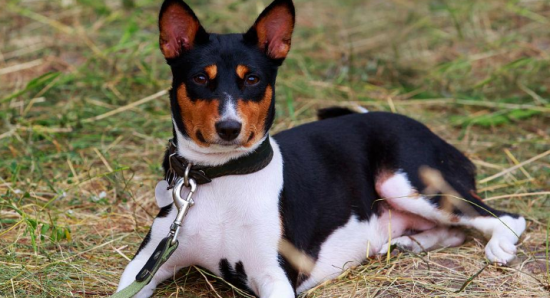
<box><xmin>111</xmin><ymin>169</ymin><xmax>196</xmax><ymax>298</ymax></box>
<box><xmin>111</xmin><ymin>138</ymin><xmax>274</xmax><ymax>297</ymax></box>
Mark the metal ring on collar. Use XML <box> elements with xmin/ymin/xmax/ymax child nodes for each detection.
<box><xmin>184</xmin><ymin>163</ymin><xmax>192</xmax><ymax>187</ymax></box>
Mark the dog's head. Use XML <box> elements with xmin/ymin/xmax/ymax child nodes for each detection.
<box><xmin>159</xmin><ymin>0</ymin><xmax>294</xmax><ymax>161</ymax></box>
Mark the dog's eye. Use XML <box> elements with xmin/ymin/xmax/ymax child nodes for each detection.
<box><xmin>245</xmin><ymin>74</ymin><xmax>260</xmax><ymax>86</ymax></box>
<box><xmin>193</xmin><ymin>74</ymin><xmax>208</xmax><ymax>85</ymax></box>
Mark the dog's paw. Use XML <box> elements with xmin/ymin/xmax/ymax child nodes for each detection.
<box><xmin>485</xmin><ymin>237</ymin><xmax>517</xmax><ymax>265</ymax></box>
<box><xmin>133</xmin><ymin>288</ymin><xmax>155</xmax><ymax>298</ymax></box>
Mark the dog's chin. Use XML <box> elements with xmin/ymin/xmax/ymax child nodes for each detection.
<box><xmin>200</xmin><ymin>133</ymin><xmax>268</xmax><ymax>152</ymax></box>
<box><xmin>194</xmin><ymin>141</ymin><xmax>250</xmax><ymax>154</ymax></box>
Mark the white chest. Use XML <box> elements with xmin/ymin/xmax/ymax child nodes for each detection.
<box><xmin>160</xmin><ymin>140</ymin><xmax>285</xmax><ymax>276</ymax></box>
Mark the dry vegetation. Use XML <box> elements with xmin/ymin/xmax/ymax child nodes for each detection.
<box><xmin>1</xmin><ymin>0</ymin><xmax>549</xmax><ymax>297</ymax></box>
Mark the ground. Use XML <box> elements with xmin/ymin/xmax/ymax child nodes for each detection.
<box><xmin>1</xmin><ymin>0</ymin><xmax>549</xmax><ymax>297</ymax></box>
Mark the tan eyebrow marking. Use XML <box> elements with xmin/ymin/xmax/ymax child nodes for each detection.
<box><xmin>236</xmin><ymin>65</ymin><xmax>249</xmax><ymax>79</ymax></box>
<box><xmin>204</xmin><ymin>64</ymin><xmax>217</xmax><ymax>79</ymax></box>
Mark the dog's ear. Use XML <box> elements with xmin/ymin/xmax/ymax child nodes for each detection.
<box><xmin>244</xmin><ymin>0</ymin><xmax>295</xmax><ymax>61</ymax></box>
<box><xmin>159</xmin><ymin>0</ymin><xmax>209</xmax><ymax>59</ymax></box>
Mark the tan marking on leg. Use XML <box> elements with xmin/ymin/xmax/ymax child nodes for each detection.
<box><xmin>236</xmin><ymin>65</ymin><xmax>249</xmax><ymax>79</ymax></box>
<box><xmin>177</xmin><ymin>84</ymin><xmax>219</xmax><ymax>146</ymax></box>
<box><xmin>204</xmin><ymin>64</ymin><xmax>217</xmax><ymax>80</ymax></box>
<box><xmin>375</xmin><ymin>170</ymin><xmax>395</xmax><ymax>197</ymax></box>
<box><xmin>470</xmin><ymin>190</ymin><xmax>484</xmax><ymax>202</ymax></box>
<box><xmin>237</xmin><ymin>85</ymin><xmax>272</xmax><ymax>147</ymax></box>
<box><xmin>419</xmin><ymin>166</ymin><xmax>478</xmax><ymax>217</ymax></box>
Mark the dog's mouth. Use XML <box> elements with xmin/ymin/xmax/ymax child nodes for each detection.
<box><xmin>190</xmin><ymin>137</ymin><xmax>258</xmax><ymax>153</ymax></box>
<box><xmin>197</xmin><ymin>131</ymin><xmax>258</xmax><ymax>148</ymax></box>
<box><xmin>188</xmin><ymin>146</ymin><xmax>236</xmax><ymax>156</ymax></box>
<box><xmin>208</xmin><ymin>141</ymin><xmax>243</xmax><ymax>149</ymax></box>
<box><xmin>186</xmin><ymin>141</ymin><xmax>259</xmax><ymax>159</ymax></box>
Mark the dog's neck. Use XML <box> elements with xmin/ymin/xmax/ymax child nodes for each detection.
<box><xmin>172</xmin><ymin>119</ymin><xmax>268</xmax><ymax>167</ymax></box>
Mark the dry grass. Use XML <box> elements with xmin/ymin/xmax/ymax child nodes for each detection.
<box><xmin>1</xmin><ymin>0</ymin><xmax>549</xmax><ymax>297</ymax></box>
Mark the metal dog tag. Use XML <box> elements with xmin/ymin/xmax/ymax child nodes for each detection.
<box><xmin>154</xmin><ymin>180</ymin><xmax>172</xmax><ymax>208</ymax></box>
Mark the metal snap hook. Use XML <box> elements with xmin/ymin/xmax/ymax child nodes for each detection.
<box><xmin>170</xmin><ymin>177</ymin><xmax>197</xmax><ymax>245</ymax></box>
<box><xmin>172</xmin><ymin>178</ymin><xmax>185</xmax><ymax>210</ymax></box>
<box><xmin>172</xmin><ymin>178</ymin><xmax>196</xmax><ymax>209</ymax></box>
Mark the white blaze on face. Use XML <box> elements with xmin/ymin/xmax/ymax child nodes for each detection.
<box><xmin>221</xmin><ymin>92</ymin><xmax>242</xmax><ymax>123</ymax></box>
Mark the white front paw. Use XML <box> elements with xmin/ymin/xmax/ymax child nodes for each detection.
<box><xmin>485</xmin><ymin>237</ymin><xmax>517</xmax><ymax>265</ymax></box>
<box><xmin>132</xmin><ymin>287</ymin><xmax>155</xmax><ymax>298</ymax></box>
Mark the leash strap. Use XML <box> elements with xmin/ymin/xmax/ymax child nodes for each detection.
<box><xmin>111</xmin><ymin>176</ymin><xmax>196</xmax><ymax>298</ymax></box>
<box><xmin>110</xmin><ymin>237</ymin><xmax>179</xmax><ymax>298</ymax></box>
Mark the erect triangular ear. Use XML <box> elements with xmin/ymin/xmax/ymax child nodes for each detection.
<box><xmin>158</xmin><ymin>0</ymin><xmax>209</xmax><ymax>59</ymax></box>
<box><xmin>244</xmin><ymin>0</ymin><xmax>295</xmax><ymax>60</ymax></box>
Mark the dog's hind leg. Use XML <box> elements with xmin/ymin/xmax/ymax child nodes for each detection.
<box><xmin>376</xmin><ymin>170</ymin><xmax>525</xmax><ymax>264</ymax></box>
<box><xmin>379</xmin><ymin>226</ymin><xmax>466</xmax><ymax>255</ymax></box>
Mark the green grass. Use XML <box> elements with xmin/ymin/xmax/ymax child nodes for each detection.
<box><xmin>1</xmin><ymin>0</ymin><xmax>549</xmax><ymax>297</ymax></box>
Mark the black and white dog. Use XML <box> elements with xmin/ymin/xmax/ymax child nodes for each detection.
<box><xmin>117</xmin><ymin>0</ymin><xmax>526</xmax><ymax>297</ymax></box>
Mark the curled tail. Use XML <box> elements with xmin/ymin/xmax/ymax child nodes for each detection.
<box><xmin>317</xmin><ymin>106</ymin><xmax>368</xmax><ymax>120</ymax></box>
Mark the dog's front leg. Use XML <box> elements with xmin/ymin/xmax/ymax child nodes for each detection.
<box><xmin>261</xmin><ymin>283</ymin><xmax>295</xmax><ymax>298</ymax></box>
<box><xmin>117</xmin><ymin>204</ymin><xmax>185</xmax><ymax>298</ymax></box>
<box><xmin>117</xmin><ymin>254</ymin><xmax>179</xmax><ymax>298</ymax></box>
<box><xmin>254</xmin><ymin>271</ymin><xmax>295</xmax><ymax>298</ymax></box>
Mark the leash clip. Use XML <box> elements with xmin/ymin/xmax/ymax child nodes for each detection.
<box><xmin>169</xmin><ymin>176</ymin><xmax>196</xmax><ymax>245</ymax></box>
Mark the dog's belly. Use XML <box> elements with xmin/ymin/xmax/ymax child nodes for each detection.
<box><xmin>296</xmin><ymin>209</ymin><xmax>435</xmax><ymax>293</ymax></box>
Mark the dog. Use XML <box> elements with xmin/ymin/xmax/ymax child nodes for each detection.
<box><xmin>116</xmin><ymin>0</ymin><xmax>526</xmax><ymax>297</ymax></box>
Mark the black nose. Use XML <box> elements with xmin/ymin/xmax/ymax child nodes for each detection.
<box><xmin>215</xmin><ymin>120</ymin><xmax>242</xmax><ymax>141</ymax></box>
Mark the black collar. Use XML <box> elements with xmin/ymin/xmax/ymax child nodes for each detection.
<box><xmin>165</xmin><ymin>137</ymin><xmax>274</xmax><ymax>186</ymax></box>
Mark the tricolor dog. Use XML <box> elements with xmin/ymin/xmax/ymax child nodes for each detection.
<box><xmin>116</xmin><ymin>0</ymin><xmax>526</xmax><ymax>297</ymax></box>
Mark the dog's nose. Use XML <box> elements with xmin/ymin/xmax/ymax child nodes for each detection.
<box><xmin>215</xmin><ymin>120</ymin><xmax>242</xmax><ymax>141</ymax></box>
